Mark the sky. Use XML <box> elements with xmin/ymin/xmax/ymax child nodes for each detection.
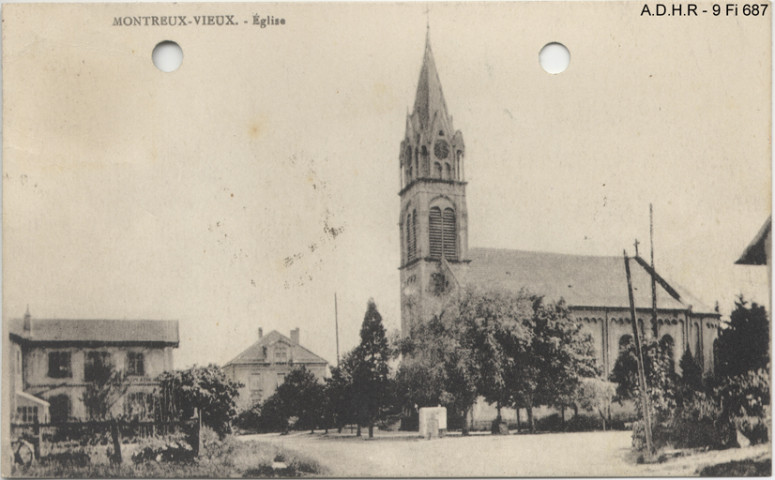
<box><xmin>2</xmin><ymin>2</ymin><xmax>771</xmax><ymax>370</ymax></box>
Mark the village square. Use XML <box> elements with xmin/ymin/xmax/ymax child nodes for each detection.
<box><xmin>2</xmin><ymin>2</ymin><xmax>771</xmax><ymax>477</ymax></box>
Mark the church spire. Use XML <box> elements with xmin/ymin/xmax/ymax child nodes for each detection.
<box><xmin>412</xmin><ymin>29</ymin><xmax>450</xmax><ymax>132</ymax></box>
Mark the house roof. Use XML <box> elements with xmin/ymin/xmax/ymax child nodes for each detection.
<box><xmin>465</xmin><ymin>248</ymin><xmax>717</xmax><ymax>315</ymax></box>
<box><xmin>224</xmin><ymin>330</ymin><xmax>328</xmax><ymax>367</ymax></box>
<box><xmin>736</xmin><ymin>216</ymin><xmax>771</xmax><ymax>265</ymax></box>
<box><xmin>8</xmin><ymin>318</ymin><xmax>179</xmax><ymax>346</ymax></box>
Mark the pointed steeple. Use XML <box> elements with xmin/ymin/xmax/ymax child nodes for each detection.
<box><xmin>412</xmin><ymin>29</ymin><xmax>450</xmax><ymax>133</ymax></box>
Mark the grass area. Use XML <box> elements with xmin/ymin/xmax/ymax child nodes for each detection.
<box><xmin>698</xmin><ymin>456</ymin><xmax>772</xmax><ymax>477</ymax></box>
<box><xmin>12</xmin><ymin>435</ymin><xmax>325</xmax><ymax>478</ymax></box>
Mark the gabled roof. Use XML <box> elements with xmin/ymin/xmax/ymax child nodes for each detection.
<box><xmin>224</xmin><ymin>330</ymin><xmax>328</xmax><ymax>367</ymax></box>
<box><xmin>8</xmin><ymin>318</ymin><xmax>179</xmax><ymax>346</ymax></box>
<box><xmin>411</xmin><ymin>31</ymin><xmax>450</xmax><ymax>133</ymax></box>
<box><xmin>466</xmin><ymin>248</ymin><xmax>716</xmax><ymax>315</ymax></box>
<box><xmin>736</xmin><ymin>216</ymin><xmax>771</xmax><ymax>265</ymax></box>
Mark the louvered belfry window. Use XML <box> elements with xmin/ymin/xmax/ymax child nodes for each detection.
<box><xmin>442</xmin><ymin>208</ymin><xmax>457</xmax><ymax>260</ymax></box>
<box><xmin>429</xmin><ymin>206</ymin><xmax>457</xmax><ymax>260</ymax></box>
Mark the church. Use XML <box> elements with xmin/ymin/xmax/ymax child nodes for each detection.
<box><xmin>397</xmin><ymin>32</ymin><xmax>721</xmax><ymax>386</ymax></box>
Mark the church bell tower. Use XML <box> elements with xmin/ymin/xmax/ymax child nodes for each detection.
<box><xmin>399</xmin><ymin>31</ymin><xmax>469</xmax><ymax>336</ymax></box>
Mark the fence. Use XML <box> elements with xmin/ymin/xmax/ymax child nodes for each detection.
<box><xmin>10</xmin><ymin>415</ymin><xmax>201</xmax><ymax>465</ymax></box>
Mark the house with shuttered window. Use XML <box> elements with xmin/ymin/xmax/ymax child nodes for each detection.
<box><xmin>223</xmin><ymin>328</ymin><xmax>328</xmax><ymax>411</ymax></box>
<box><xmin>6</xmin><ymin>311</ymin><xmax>178</xmax><ymax>423</ymax></box>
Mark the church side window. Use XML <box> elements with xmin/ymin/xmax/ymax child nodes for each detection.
<box><xmin>429</xmin><ymin>206</ymin><xmax>457</xmax><ymax>260</ymax></box>
<box><xmin>618</xmin><ymin>334</ymin><xmax>633</xmax><ymax>352</ymax></box>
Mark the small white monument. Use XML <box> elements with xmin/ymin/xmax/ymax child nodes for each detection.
<box><xmin>418</xmin><ymin>406</ymin><xmax>447</xmax><ymax>439</ymax></box>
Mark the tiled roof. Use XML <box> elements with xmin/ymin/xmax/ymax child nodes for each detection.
<box><xmin>466</xmin><ymin>248</ymin><xmax>716</xmax><ymax>315</ymax></box>
<box><xmin>8</xmin><ymin>318</ymin><xmax>179</xmax><ymax>345</ymax></box>
<box><xmin>412</xmin><ymin>32</ymin><xmax>449</xmax><ymax>132</ymax></box>
<box><xmin>224</xmin><ymin>330</ymin><xmax>328</xmax><ymax>367</ymax></box>
<box><xmin>736</xmin><ymin>216</ymin><xmax>771</xmax><ymax>265</ymax></box>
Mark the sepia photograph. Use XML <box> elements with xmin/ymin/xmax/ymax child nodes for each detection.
<box><xmin>1</xmin><ymin>1</ymin><xmax>771</xmax><ymax>477</ymax></box>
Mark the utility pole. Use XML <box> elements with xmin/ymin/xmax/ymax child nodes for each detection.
<box><xmin>334</xmin><ymin>292</ymin><xmax>340</xmax><ymax>368</ymax></box>
<box><xmin>650</xmin><ymin>204</ymin><xmax>658</xmax><ymax>339</ymax></box>
<box><xmin>624</xmin><ymin>250</ymin><xmax>655</xmax><ymax>459</ymax></box>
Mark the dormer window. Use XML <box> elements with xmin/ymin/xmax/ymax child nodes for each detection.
<box><xmin>275</xmin><ymin>345</ymin><xmax>288</xmax><ymax>362</ymax></box>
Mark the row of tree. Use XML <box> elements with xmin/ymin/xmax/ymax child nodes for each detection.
<box><xmin>238</xmin><ymin>289</ymin><xmax>604</xmax><ymax>436</ymax></box>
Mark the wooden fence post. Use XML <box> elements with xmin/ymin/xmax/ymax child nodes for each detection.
<box><xmin>110</xmin><ymin>419</ymin><xmax>122</xmax><ymax>465</ymax></box>
<box><xmin>196</xmin><ymin>410</ymin><xmax>202</xmax><ymax>457</ymax></box>
<box><xmin>32</xmin><ymin>418</ymin><xmax>41</xmax><ymax>460</ymax></box>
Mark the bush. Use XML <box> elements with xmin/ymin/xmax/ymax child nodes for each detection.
<box><xmin>234</xmin><ymin>405</ymin><xmax>262</xmax><ymax>432</ymax></box>
<box><xmin>131</xmin><ymin>433</ymin><xmax>196</xmax><ymax>464</ymax></box>
<box><xmin>38</xmin><ymin>449</ymin><xmax>91</xmax><ymax>468</ymax></box>
<box><xmin>566</xmin><ymin>414</ymin><xmax>603</xmax><ymax>432</ymax></box>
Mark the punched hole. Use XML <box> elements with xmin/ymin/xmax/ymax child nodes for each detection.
<box><xmin>539</xmin><ymin>42</ymin><xmax>570</xmax><ymax>74</ymax></box>
<box><xmin>152</xmin><ymin>41</ymin><xmax>183</xmax><ymax>72</ymax></box>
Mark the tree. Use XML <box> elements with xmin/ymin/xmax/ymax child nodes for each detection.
<box><xmin>576</xmin><ymin>377</ymin><xmax>616</xmax><ymax>430</ymax></box>
<box><xmin>350</xmin><ymin>299</ymin><xmax>391</xmax><ymax>438</ymax></box>
<box><xmin>457</xmin><ymin>288</ymin><xmax>532</xmax><ymax>432</ymax></box>
<box><xmin>394</xmin><ymin>309</ymin><xmax>478</xmax><ymax>433</ymax></box>
<box><xmin>530</xmin><ymin>299</ymin><xmax>599</xmax><ymax>428</ymax></box>
<box><xmin>325</xmin><ymin>351</ymin><xmax>357</xmax><ymax>433</ymax></box>
<box><xmin>678</xmin><ymin>348</ymin><xmax>703</xmax><ymax>392</ymax></box>
<box><xmin>155</xmin><ymin>364</ymin><xmax>242</xmax><ymax>438</ymax></box>
<box><xmin>81</xmin><ymin>362</ymin><xmax>129</xmax><ymax>420</ymax></box>
<box><xmin>715</xmin><ymin>296</ymin><xmax>769</xmax><ymax>379</ymax></box>
<box><xmin>269</xmin><ymin>366</ymin><xmax>325</xmax><ymax>433</ymax></box>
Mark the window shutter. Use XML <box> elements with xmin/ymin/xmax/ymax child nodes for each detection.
<box><xmin>429</xmin><ymin>207</ymin><xmax>442</xmax><ymax>258</ymax></box>
<box><xmin>442</xmin><ymin>208</ymin><xmax>457</xmax><ymax>260</ymax></box>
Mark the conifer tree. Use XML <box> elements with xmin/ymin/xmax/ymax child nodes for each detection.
<box><xmin>351</xmin><ymin>299</ymin><xmax>391</xmax><ymax>438</ymax></box>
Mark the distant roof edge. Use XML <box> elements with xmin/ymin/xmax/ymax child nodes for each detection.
<box><xmin>465</xmin><ymin>247</ymin><xmax>718</xmax><ymax>315</ymax></box>
<box><xmin>224</xmin><ymin>329</ymin><xmax>328</xmax><ymax>368</ymax></box>
<box><xmin>736</xmin><ymin>216</ymin><xmax>771</xmax><ymax>266</ymax></box>
<box><xmin>9</xmin><ymin>318</ymin><xmax>179</xmax><ymax>345</ymax></box>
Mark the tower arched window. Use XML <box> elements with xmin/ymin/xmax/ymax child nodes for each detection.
<box><xmin>429</xmin><ymin>206</ymin><xmax>457</xmax><ymax>260</ymax></box>
<box><xmin>400</xmin><ymin>222</ymin><xmax>405</xmax><ymax>263</ymax></box>
<box><xmin>407</xmin><ymin>211</ymin><xmax>416</xmax><ymax>262</ymax></box>
<box><xmin>411</xmin><ymin>210</ymin><xmax>417</xmax><ymax>260</ymax></box>
<box><xmin>444</xmin><ymin>163</ymin><xmax>451</xmax><ymax>180</ymax></box>
<box><xmin>434</xmin><ymin>162</ymin><xmax>442</xmax><ymax>179</ymax></box>
<box><xmin>421</xmin><ymin>146</ymin><xmax>429</xmax><ymax>175</ymax></box>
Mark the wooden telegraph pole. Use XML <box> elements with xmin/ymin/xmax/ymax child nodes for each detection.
<box><xmin>334</xmin><ymin>292</ymin><xmax>340</xmax><ymax>368</ymax></box>
<box><xmin>650</xmin><ymin>204</ymin><xmax>658</xmax><ymax>338</ymax></box>
<box><xmin>623</xmin><ymin>250</ymin><xmax>655</xmax><ymax>459</ymax></box>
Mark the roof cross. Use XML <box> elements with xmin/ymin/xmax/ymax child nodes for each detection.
<box><xmin>633</xmin><ymin>238</ymin><xmax>641</xmax><ymax>257</ymax></box>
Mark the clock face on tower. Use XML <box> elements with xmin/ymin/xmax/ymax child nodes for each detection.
<box><xmin>434</xmin><ymin>140</ymin><xmax>450</xmax><ymax>160</ymax></box>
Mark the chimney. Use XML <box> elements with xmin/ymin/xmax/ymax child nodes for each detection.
<box><xmin>258</xmin><ymin>327</ymin><xmax>263</xmax><ymax>340</ymax></box>
<box><xmin>290</xmin><ymin>328</ymin><xmax>300</xmax><ymax>345</ymax></box>
<box><xmin>23</xmin><ymin>305</ymin><xmax>31</xmax><ymax>332</ymax></box>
